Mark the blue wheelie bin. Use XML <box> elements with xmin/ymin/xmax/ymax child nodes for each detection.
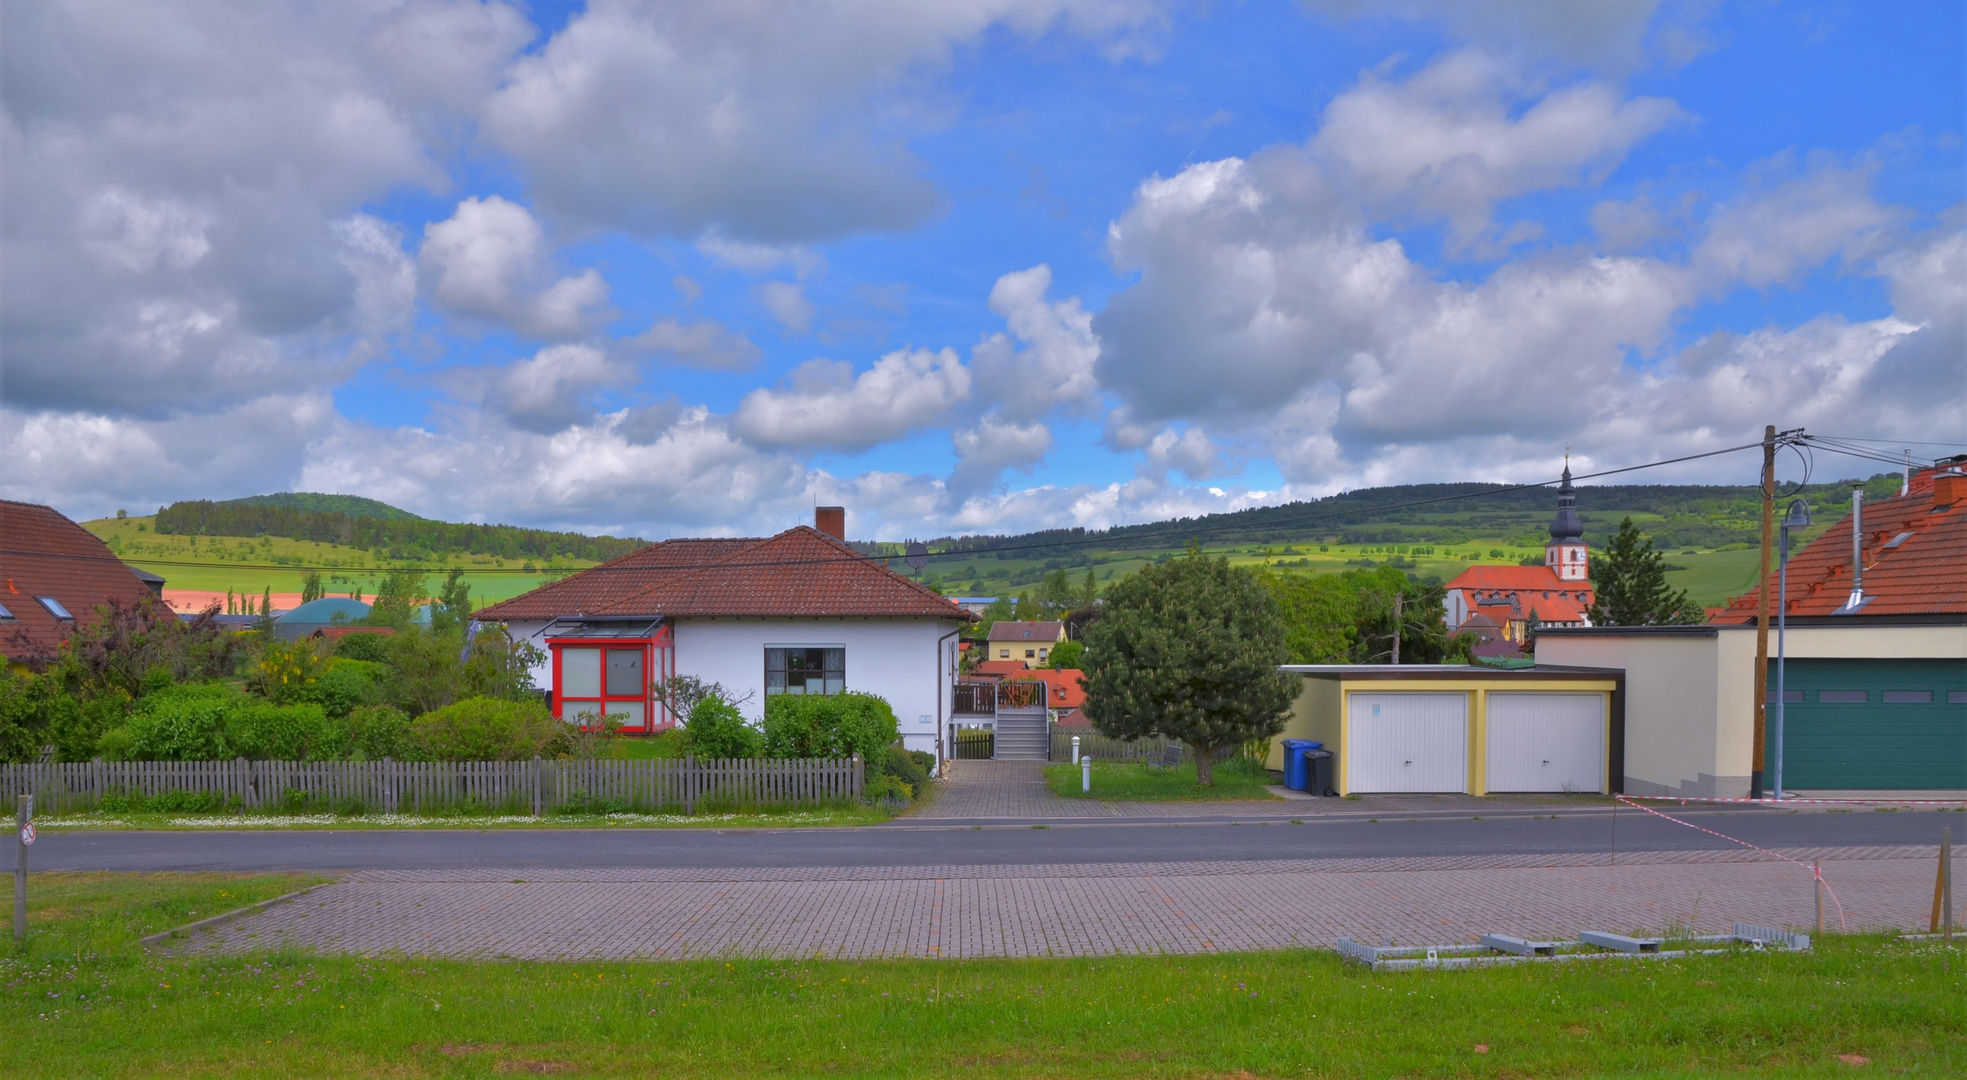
<box><xmin>1280</xmin><ymin>739</ymin><xmax>1322</xmax><ymax>791</ymax></box>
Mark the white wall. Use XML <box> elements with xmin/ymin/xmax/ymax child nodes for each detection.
<box><xmin>675</xmin><ymin>617</ymin><xmax>964</xmax><ymax>760</ymax></box>
<box><xmin>1536</xmin><ymin>632</ymin><xmax>1728</xmax><ymax>797</ymax></box>
<box><xmin>499</xmin><ymin>619</ymin><xmax>555</xmax><ymax>691</ymax></box>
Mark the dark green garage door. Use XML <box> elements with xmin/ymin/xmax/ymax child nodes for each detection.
<box><xmin>1763</xmin><ymin>659</ymin><xmax>1966</xmax><ymax>790</ymax></box>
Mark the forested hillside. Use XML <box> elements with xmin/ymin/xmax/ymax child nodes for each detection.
<box><xmin>219</xmin><ymin>492</ymin><xmax>425</xmax><ymax>521</ymax></box>
<box><xmin>154</xmin><ymin>498</ymin><xmax>648</xmax><ymax>563</ymax></box>
<box><xmin>911</xmin><ymin>475</ymin><xmax>1903</xmax><ymax>562</ymax></box>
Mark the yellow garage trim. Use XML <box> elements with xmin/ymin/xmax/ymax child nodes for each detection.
<box><xmin>1271</xmin><ymin>672</ymin><xmax>1617</xmax><ymax>797</ymax></box>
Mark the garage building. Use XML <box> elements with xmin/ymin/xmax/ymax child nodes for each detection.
<box><xmin>1266</xmin><ymin>665</ymin><xmax>1624</xmax><ymax>796</ymax></box>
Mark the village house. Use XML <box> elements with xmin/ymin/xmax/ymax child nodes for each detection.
<box><xmin>474</xmin><ymin>507</ymin><xmax>973</xmax><ymax>762</ymax></box>
<box><xmin>986</xmin><ymin>620</ymin><xmax>1066</xmax><ymax>666</ymax></box>
<box><xmin>1</xmin><ymin>500</ymin><xmax>164</xmax><ymax>670</ymax></box>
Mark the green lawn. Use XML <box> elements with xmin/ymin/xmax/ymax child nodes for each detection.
<box><xmin>5</xmin><ymin>872</ymin><xmax>1961</xmax><ymax>1078</ymax></box>
<box><xmin>1045</xmin><ymin>757</ymin><xmax>1282</xmax><ymax>801</ymax></box>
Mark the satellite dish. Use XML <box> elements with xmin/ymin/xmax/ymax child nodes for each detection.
<box><xmin>905</xmin><ymin>541</ymin><xmax>931</xmax><ymax>572</ymax></box>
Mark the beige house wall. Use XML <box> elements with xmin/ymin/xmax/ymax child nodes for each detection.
<box><xmin>1538</xmin><ymin>623</ymin><xmax>1967</xmax><ymax>798</ymax></box>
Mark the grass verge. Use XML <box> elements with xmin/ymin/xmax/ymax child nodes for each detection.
<box><xmin>5</xmin><ymin>872</ymin><xmax>1962</xmax><ymax>1078</ymax></box>
<box><xmin>1045</xmin><ymin>757</ymin><xmax>1281</xmax><ymax>801</ymax></box>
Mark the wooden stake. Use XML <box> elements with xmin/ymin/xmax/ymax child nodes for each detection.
<box><xmin>1814</xmin><ymin>859</ymin><xmax>1823</xmax><ymax>936</ymax></box>
<box><xmin>1750</xmin><ymin>424</ymin><xmax>1775</xmax><ymax>800</ymax></box>
<box><xmin>1935</xmin><ymin>847</ymin><xmax>1947</xmax><ymax>934</ymax></box>
<box><xmin>13</xmin><ymin>794</ymin><xmax>29</xmax><ymax>944</ymax></box>
<box><xmin>1941</xmin><ymin>826</ymin><xmax>1954</xmax><ymax>942</ymax></box>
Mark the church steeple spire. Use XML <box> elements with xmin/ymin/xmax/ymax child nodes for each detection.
<box><xmin>1545</xmin><ymin>452</ymin><xmax>1589</xmax><ymax>581</ymax></box>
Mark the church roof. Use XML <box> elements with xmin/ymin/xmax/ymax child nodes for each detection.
<box><xmin>1548</xmin><ymin>462</ymin><xmax>1585</xmax><ymax>542</ymax></box>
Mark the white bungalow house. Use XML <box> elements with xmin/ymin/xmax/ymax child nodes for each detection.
<box><xmin>474</xmin><ymin>507</ymin><xmax>972</xmax><ymax>762</ymax></box>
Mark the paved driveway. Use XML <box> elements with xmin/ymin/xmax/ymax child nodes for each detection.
<box><xmin>179</xmin><ymin>844</ymin><xmax>1938</xmax><ymax>961</ymax></box>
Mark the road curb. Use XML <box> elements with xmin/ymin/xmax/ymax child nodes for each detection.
<box><xmin>139</xmin><ymin>880</ymin><xmax>337</xmax><ymax>951</ymax></box>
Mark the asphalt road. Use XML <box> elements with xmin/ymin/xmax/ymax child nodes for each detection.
<box><xmin>19</xmin><ymin>806</ymin><xmax>1956</xmax><ymax>872</ymax></box>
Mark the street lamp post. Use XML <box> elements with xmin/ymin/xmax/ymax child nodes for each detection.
<box><xmin>1773</xmin><ymin>498</ymin><xmax>1812</xmax><ymax>800</ymax></box>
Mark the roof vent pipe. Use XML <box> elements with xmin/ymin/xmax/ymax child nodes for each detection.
<box><xmin>1844</xmin><ymin>485</ymin><xmax>1864</xmax><ymax>612</ymax></box>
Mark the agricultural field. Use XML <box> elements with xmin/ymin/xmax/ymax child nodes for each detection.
<box><xmin>82</xmin><ymin>515</ymin><xmax>596</xmax><ymax>609</ymax></box>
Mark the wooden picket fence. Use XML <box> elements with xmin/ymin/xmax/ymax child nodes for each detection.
<box><xmin>0</xmin><ymin>757</ymin><xmax>862</xmax><ymax>816</ymax></box>
<box><xmin>1048</xmin><ymin>728</ymin><xmax>1176</xmax><ymax>762</ymax></box>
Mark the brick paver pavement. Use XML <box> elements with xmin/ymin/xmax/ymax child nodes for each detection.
<box><xmin>184</xmin><ymin>844</ymin><xmax>1939</xmax><ymax>961</ymax></box>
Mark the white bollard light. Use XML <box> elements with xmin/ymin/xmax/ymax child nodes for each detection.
<box><xmin>1071</xmin><ymin>735</ymin><xmax>1080</xmax><ymax>766</ymax></box>
<box><xmin>1081</xmin><ymin>754</ymin><xmax>1092</xmax><ymax>793</ymax></box>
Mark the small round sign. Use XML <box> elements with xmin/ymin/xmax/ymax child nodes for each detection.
<box><xmin>18</xmin><ymin>823</ymin><xmax>33</xmax><ymax>846</ymax></box>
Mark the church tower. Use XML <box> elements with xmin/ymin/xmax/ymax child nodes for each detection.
<box><xmin>1545</xmin><ymin>458</ymin><xmax>1589</xmax><ymax>582</ymax></box>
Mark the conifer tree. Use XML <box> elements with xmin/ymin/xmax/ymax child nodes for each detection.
<box><xmin>1590</xmin><ymin>517</ymin><xmax>1701</xmax><ymax>625</ymax></box>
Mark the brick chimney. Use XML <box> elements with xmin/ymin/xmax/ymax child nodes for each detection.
<box><xmin>814</xmin><ymin>505</ymin><xmax>846</xmax><ymax>540</ymax></box>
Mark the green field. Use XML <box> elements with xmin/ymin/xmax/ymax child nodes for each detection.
<box><xmin>4</xmin><ymin>872</ymin><xmax>1960</xmax><ymax>1078</ymax></box>
<box><xmin>83</xmin><ymin>515</ymin><xmax>596</xmax><ymax>607</ymax></box>
<box><xmin>86</xmin><ymin>472</ymin><xmax>1895</xmax><ymax>614</ymax></box>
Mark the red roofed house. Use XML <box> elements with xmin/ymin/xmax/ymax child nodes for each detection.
<box><xmin>475</xmin><ymin>507</ymin><xmax>973</xmax><ymax>761</ymax></box>
<box><xmin>1444</xmin><ymin>464</ymin><xmax>1596</xmax><ymax>650</ymax></box>
<box><xmin>1537</xmin><ymin>458</ymin><xmax>1966</xmax><ymax>797</ymax></box>
<box><xmin>2</xmin><ymin>500</ymin><xmax>165</xmax><ymax>669</ymax></box>
<box><xmin>986</xmin><ymin>620</ymin><xmax>1066</xmax><ymax>667</ymax></box>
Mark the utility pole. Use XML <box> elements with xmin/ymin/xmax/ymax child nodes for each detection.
<box><xmin>1391</xmin><ymin>592</ymin><xmax>1402</xmax><ymax>665</ymax></box>
<box><xmin>1751</xmin><ymin>424</ymin><xmax>1775</xmax><ymax>800</ymax></box>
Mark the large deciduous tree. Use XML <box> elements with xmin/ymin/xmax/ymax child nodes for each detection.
<box><xmin>1591</xmin><ymin>517</ymin><xmax>1702</xmax><ymax>626</ymax></box>
<box><xmin>1081</xmin><ymin>553</ymin><xmax>1298</xmax><ymax>784</ymax></box>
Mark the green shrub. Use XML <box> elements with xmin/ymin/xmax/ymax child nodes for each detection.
<box><xmin>223</xmin><ymin>701</ymin><xmax>336</xmax><ymax>761</ymax></box>
<box><xmin>409</xmin><ymin>696</ymin><xmax>566</xmax><ymax>761</ymax></box>
<box><xmin>110</xmin><ymin>682</ymin><xmax>238</xmax><ymax>761</ymax></box>
<box><xmin>865</xmin><ymin>774</ymin><xmax>913</xmax><ymax>804</ymax></box>
<box><xmin>302</xmin><ymin>659</ymin><xmax>386</xmax><ymax>718</ymax></box>
<box><xmin>882</xmin><ymin>745</ymin><xmax>928</xmax><ymax>788</ymax></box>
<box><xmin>761</xmin><ymin>692</ymin><xmax>899</xmax><ymax>763</ymax></box>
<box><xmin>344</xmin><ymin>704</ymin><xmax>419</xmax><ymax>761</ymax></box>
<box><xmin>332</xmin><ymin>631</ymin><xmax>392</xmax><ymax>663</ymax></box>
<box><xmin>683</xmin><ymin>697</ymin><xmax>763</xmax><ymax>759</ymax></box>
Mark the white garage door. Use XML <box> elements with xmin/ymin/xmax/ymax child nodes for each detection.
<box><xmin>1346</xmin><ymin>692</ymin><xmax>1468</xmax><ymax>793</ymax></box>
<box><xmin>1486</xmin><ymin>692</ymin><xmax>1605</xmax><ymax>793</ymax></box>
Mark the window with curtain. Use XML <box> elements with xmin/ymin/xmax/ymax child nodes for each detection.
<box><xmin>765</xmin><ymin>647</ymin><xmax>845</xmax><ymax>695</ymax></box>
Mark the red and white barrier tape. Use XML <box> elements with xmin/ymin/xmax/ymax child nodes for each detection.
<box><xmin>1615</xmin><ymin>795</ymin><xmax>1848</xmax><ymax>931</ymax></box>
<box><xmin>1623</xmin><ymin>794</ymin><xmax>1967</xmax><ymax>807</ymax></box>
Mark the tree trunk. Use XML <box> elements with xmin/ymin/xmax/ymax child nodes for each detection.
<box><xmin>1194</xmin><ymin>743</ymin><xmax>1215</xmax><ymax>786</ymax></box>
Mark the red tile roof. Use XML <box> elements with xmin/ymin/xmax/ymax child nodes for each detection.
<box><xmin>1449</xmin><ymin>564</ymin><xmax>1594</xmax><ymax>623</ymax></box>
<box><xmin>475</xmin><ymin>538</ymin><xmax>756</xmax><ymax>620</ymax></box>
<box><xmin>969</xmin><ymin>660</ymin><xmax>1029</xmax><ymax>677</ymax></box>
<box><xmin>1015</xmin><ymin>668</ymin><xmax>1086</xmax><ymax>710</ymax></box>
<box><xmin>1713</xmin><ymin>468</ymin><xmax>1967</xmax><ymax>621</ymax></box>
<box><xmin>988</xmin><ymin>620</ymin><xmax>1064</xmax><ymax>642</ymax></box>
<box><xmin>1446</xmin><ymin>565</ymin><xmax>1567</xmax><ymax>591</ymax></box>
<box><xmin>1052</xmin><ymin>707</ymin><xmax>1092</xmax><ymax>729</ymax></box>
<box><xmin>481</xmin><ymin>526</ymin><xmax>971</xmax><ymax>622</ymax></box>
<box><xmin>1</xmin><ymin>500</ymin><xmax>161</xmax><ymax>664</ymax></box>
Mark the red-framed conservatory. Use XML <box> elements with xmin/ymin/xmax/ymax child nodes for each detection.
<box><xmin>544</xmin><ymin>617</ymin><xmax>677</xmax><ymax>733</ymax></box>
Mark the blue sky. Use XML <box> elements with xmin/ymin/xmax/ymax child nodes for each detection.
<box><xmin>3</xmin><ymin>0</ymin><xmax>1960</xmax><ymax>538</ymax></box>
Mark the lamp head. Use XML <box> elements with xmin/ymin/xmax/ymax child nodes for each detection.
<box><xmin>1783</xmin><ymin>499</ymin><xmax>1812</xmax><ymax>531</ymax></box>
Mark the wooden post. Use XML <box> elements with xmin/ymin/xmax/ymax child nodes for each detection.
<box><xmin>1750</xmin><ymin>424</ymin><xmax>1776</xmax><ymax>800</ymax></box>
<box><xmin>1947</xmin><ymin>828</ymin><xmax>1955</xmax><ymax>943</ymax></box>
<box><xmin>14</xmin><ymin>794</ymin><xmax>30</xmax><ymax>943</ymax></box>
<box><xmin>1814</xmin><ymin>859</ymin><xmax>1823</xmax><ymax>936</ymax></box>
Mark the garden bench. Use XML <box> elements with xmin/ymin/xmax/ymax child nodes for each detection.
<box><xmin>1143</xmin><ymin>744</ymin><xmax>1183</xmax><ymax>769</ymax></box>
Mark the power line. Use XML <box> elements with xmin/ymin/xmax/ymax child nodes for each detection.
<box><xmin>11</xmin><ymin>438</ymin><xmax>1772</xmax><ymax>578</ymax></box>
